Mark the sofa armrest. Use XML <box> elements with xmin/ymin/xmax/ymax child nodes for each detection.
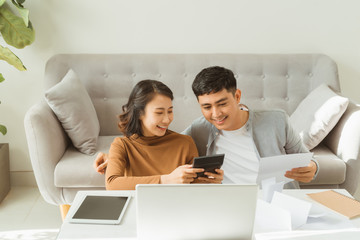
<box><xmin>24</xmin><ymin>99</ymin><xmax>70</xmax><ymax>205</ymax></box>
<box><xmin>324</xmin><ymin>101</ymin><xmax>360</xmax><ymax>196</ymax></box>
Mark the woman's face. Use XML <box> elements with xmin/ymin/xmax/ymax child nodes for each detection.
<box><xmin>139</xmin><ymin>94</ymin><xmax>174</xmax><ymax>137</ymax></box>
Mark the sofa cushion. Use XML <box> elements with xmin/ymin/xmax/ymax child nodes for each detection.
<box><xmin>290</xmin><ymin>84</ymin><xmax>349</xmax><ymax>150</ymax></box>
<box><xmin>300</xmin><ymin>144</ymin><xmax>346</xmax><ymax>185</ymax></box>
<box><xmin>54</xmin><ymin>135</ymin><xmax>116</xmax><ymax>187</ymax></box>
<box><xmin>45</xmin><ymin>69</ymin><xmax>100</xmax><ymax>155</ymax></box>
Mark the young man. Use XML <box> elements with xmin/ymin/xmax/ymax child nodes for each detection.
<box><xmin>95</xmin><ymin>66</ymin><xmax>317</xmax><ymax>187</ymax></box>
<box><xmin>182</xmin><ymin>66</ymin><xmax>317</xmax><ymax>188</ymax></box>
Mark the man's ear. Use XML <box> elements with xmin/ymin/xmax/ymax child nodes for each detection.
<box><xmin>235</xmin><ymin>89</ymin><xmax>241</xmax><ymax>103</ymax></box>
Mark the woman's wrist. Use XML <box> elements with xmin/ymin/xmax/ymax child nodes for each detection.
<box><xmin>160</xmin><ymin>174</ymin><xmax>168</xmax><ymax>184</ymax></box>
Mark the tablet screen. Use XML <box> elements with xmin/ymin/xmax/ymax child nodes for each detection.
<box><xmin>70</xmin><ymin>195</ymin><xmax>130</xmax><ymax>224</ymax></box>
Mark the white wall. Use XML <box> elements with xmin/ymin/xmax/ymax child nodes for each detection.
<box><xmin>1</xmin><ymin>0</ymin><xmax>360</xmax><ymax>184</ymax></box>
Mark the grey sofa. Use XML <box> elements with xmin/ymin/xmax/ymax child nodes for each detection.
<box><xmin>24</xmin><ymin>54</ymin><xmax>360</xmax><ymax>206</ymax></box>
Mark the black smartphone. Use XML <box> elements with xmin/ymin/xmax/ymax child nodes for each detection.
<box><xmin>192</xmin><ymin>154</ymin><xmax>224</xmax><ymax>178</ymax></box>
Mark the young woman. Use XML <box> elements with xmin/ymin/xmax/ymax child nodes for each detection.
<box><xmin>105</xmin><ymin>80</ymin><xmax>222</xmax><ymax>190</ymax></box>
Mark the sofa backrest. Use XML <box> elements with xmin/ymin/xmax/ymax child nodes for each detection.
<box><xmin>44</xmin><ymin>54</ymin><xmax>340</xmax><ymax>135</ymax></box>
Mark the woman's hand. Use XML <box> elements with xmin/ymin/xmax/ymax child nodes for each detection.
<box><xmin>284</xmin><ymin>160</ymin><xmax>317</xmax><ymax>183</ymax></box>
<box><xmin>160</xmin><ymin>165</ymin><xmax>204</xmax><ymax>184</ymax></box>
<box><xmin>194</xmin><ymin>169</ymin><xmax>224</xmax><ymax>184</ymax></box>
<box><xmin>93</xmin><ymin>152</ymin><xmax>109</xmax><ymax>174</ymax></box>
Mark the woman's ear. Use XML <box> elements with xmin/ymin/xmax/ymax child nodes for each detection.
<box><xmin>139</xmin><ymin>110</ymin><xmax>144</xmax><ymax>121</ymax></box>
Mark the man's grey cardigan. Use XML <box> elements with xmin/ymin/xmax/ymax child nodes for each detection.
<box><xmin>182</xmin><ymin>109</ymin><xmax>318</xmax><ymax>189</ymax></box>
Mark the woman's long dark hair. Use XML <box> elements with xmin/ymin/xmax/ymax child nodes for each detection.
<box><xmin>119</xmin><ymin>79</ymin><xmax>173</xmax><ymax>137</ymax></box>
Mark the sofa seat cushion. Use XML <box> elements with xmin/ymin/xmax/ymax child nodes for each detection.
<box><xmin>301</xmin><ymin>144</ymin><xmax>346</xmax><ymax>186</ymax></box>
<box><xmin>54</xmin><ymin>135</ymin><xmax>117</xmax><ymax>187</ymax></box>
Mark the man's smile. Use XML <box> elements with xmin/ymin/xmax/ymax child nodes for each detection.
<box><xmin>212</xmin><ymin>116</ymin><xmax>227</xmax><ymax>125</ymax></box>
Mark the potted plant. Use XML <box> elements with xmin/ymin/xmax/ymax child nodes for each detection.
<box><xmin>1</xmin><ymin>0</ymin><xmax>35</xmax><ymax>135</ymax></box>
<box><xmin>0</xmin><ymin>143</ymin><xmax>9</xmax><ymax>203</ymax></box>
<box><xmin>0</xmin><ymin>0</ymin><xmax>34</xmax><ymax>203</ymax></box>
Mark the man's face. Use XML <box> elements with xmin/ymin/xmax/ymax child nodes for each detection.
<box><xmin>197</xmin><ymin>89</ymin><xmax>242</xmax><ymax>131</ymax></box>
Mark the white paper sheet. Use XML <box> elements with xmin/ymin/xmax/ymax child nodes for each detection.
<box><xmin>308</xmin><ymin>202</ymin><xmax>327</xmax><ymax>218</ymax></box>
<box><xmin>302</xmin><ymin>215</ymin><xmax>355</xmax><ymax>230</ymax></box>
<box><xmin>302</xmin><ymin>202</ymin><xmax>355</xmax><ymax>230</ymax></box>
<box><xmin>271</xmin><ymin>191</ymin><xmax>312</xmax><ymax>229</ymax></box>
<box><xmin>254</xmin><ymin>199</ymin><xmax>292</xmax><ymax>233</ymax></box>
<box><xmin>258</xmin><ymin>153</ymin><xmax>313</xmax><ymax>183</ymax></box>
<box><xmin>261</xmin><ymin>177</ymin><xmax>285</xmax><ymax>203</ymax></box>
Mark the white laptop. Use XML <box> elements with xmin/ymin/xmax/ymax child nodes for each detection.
<box><xmin>136</xmin><ymin>184</ymin><xmax>258</xmax><ymax>240</ymax></box>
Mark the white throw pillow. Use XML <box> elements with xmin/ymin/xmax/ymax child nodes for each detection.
<box><xmin>45</xmin><ymin>69</ymin><xmax>100</xmax><ymax>155</ymax></box>
<box><xmin>290</xmin><ymin>84</ymin><xmax>349</xmax><ymax>150</ymax></box>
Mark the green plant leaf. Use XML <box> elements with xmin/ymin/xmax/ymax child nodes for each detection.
<box><xmin>0</xmin><ymin>44</ymin><xmax>26</xmax><ymax>70</ymax></box>
<box><xmin>0</xmin><ymin>0</ymin><xmax>6</xmax><ymax>7</ymax></box>
<box><xmin>0</xmin><ymin>73</ymin><xmax>4</xmax><ymax>82</ymax></box>
<box><xmin>0</xmin><ymin>124</ymin><xmax>7</xmax><ymax>135</ymax></box>
<box><xmin>14</xmin><ymin>0</ymin><xmax>25</xmax><ymax>5</ymax></box>
<box><xmin>11</xmin><ymin>0</ymin><xmax>29</xmax><ymax>26</ymax></box>
<box><xmin>0</xmin><ymin>5</ymin><xmax>35</xmax><ymax>49</ymax></box>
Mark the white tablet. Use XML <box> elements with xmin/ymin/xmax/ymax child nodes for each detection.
<box><xmin>68</xmin><ymin>193</ymin><xmax>131</xmax><ymax>225</ymax></box>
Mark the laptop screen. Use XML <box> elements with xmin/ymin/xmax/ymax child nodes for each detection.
<box><xmin>136</xmin><ymin>184</ymin><xmax>258</xmax><ymax>240</ymax></box>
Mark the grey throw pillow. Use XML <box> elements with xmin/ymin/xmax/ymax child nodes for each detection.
<box><xmin>290</xmin><ymin>84</ymin><xmax>349</xmax><ymax>150</ymax></box>
<box><xmin>45</xmin><ymin>69</ymin><xmax>100</xmax><ymax>155</ymax></box>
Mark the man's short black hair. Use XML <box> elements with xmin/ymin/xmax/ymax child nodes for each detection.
<box><xmin>192</xmin><ymin>66</ymin><xmax>237</xmax><ymax>98</ymax></box>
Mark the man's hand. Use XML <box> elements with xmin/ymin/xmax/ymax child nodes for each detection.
<box><xmin>194</xmin><ymin>168</ymin><xmax>224</xmax><ymax>184</ymax></box>
<box><xmin>285</xmin><ymin>160</ymin><xmax>317</xmax><ymax>183</ymax></box>
<box><xmin>160</xmin><ymin>165</ymin><xmax>204</xmax><ymax>184</ymax></box>
<box><xmin>93</xmin><ymin>152</ymin><xmax>108</xmax><ymax>174</ymax></box>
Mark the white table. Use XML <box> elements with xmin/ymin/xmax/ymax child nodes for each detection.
<box><xmin>57</xmin><ymin>189</ymin><xmax>360</xmax><ymax>240</ymax></box>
